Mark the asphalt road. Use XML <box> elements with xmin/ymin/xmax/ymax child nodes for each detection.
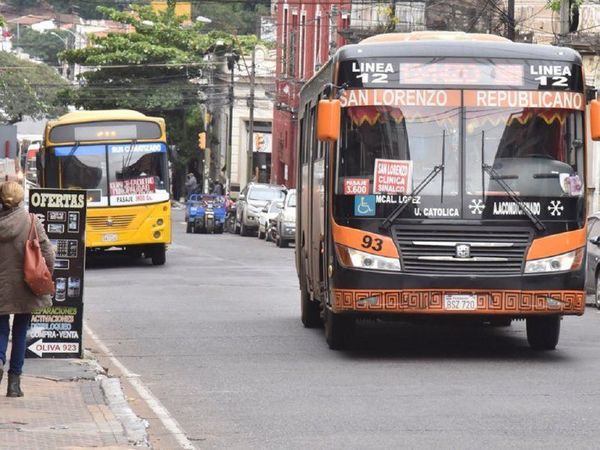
<box><xmin>85</xmin><ymin>208</ymin><xmax>600</xmax><ymax>449</ymax></box>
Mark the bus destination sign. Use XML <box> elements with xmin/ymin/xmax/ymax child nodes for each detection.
<box><xmin>339</xmin><ymin>58</ymin><xmax>583</xmax><ymax>92</ymax></box>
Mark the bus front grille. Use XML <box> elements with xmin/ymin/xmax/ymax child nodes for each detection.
<box><xmin>87</xmin><ymin>215</ymin><xmax>136</xmax><ymax>231</ymax></box>
<box><xmin>392</xmin><ymin>225</ymin><xmax>532</xmax><ymax>275</ymax></box>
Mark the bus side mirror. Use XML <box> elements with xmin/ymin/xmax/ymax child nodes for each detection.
<box><xmin>317</xmin><ymin>99</ymin><xmax>341</xmax><ymax>142</ymax></box>
<box><xmin>591</xmin><ymin>100</ymin><xmax>600</xmax><ymax>141</ymax></box>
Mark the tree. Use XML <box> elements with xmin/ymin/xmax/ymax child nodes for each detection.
<box><xmin>60</xmin><ymin>3</ymin><xmax>256</xmax><ymax>195</ymax></box>
<box><xmin>0</xmin><ymin>51</ymin><xmax>68</xmax><ymax>123</ymax></box>
<box><xmin>15</xmin><ymin>27</ymin><xmax>71</xmax><ymax>65</ymax></box>
<box><xmin>193</xmin><ymin>1</ymin><xmax>271</xmax><ymax>35</ymax></box>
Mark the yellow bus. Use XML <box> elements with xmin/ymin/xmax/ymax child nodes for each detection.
<box><xmin>39</xmin><ymin>110</ymin><xmax>171</xmax><ymax>265</ymax></box>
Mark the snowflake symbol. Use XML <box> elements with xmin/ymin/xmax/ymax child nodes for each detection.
<box><xmin>548</xmin><ymin>200</ymin><xmax>564</xmax><ymax>217</ymax></box>
<box><xmin>469</xmin><ymin>199</ymin><xmax>485</xmax><ymax>215</ymax></box>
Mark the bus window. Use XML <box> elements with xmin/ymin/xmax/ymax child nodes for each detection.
<box><xmin>465</xmin><ymin>108</ymin><xmax>584</xmax><ymax>198</ymax></box>
<box><xmin>337</xmin><ymin>105</ymin><xmax>460</xmax><ymax>197</ymax></box>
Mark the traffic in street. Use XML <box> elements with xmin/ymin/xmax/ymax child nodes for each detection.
<box><xmin>82</xmin><ymin>207</ymin><xmax>600</xmax><ymax>449</ymax></box>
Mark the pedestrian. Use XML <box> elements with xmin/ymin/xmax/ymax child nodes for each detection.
<box><xmin>0</xmin><ymin>181</ymin><xmax>55</xmax><ymax>397</ymax></box>
<box><xmin>212</xmin><ymin>180</ymin><xmax>224</xmax><ymax>195</ymax></box>
<box><xmin>185</xmin><ymin>173</ymin><xmax>197</xmax><ymax>197</ymax></box>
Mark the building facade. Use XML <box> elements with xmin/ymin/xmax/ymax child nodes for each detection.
<box><xmin>207</xmin><ymin>46</ymin><xmax>276</xmax><ymax>195</ymax></box>
<box><xmin>271</xmin><ymin>0</ymin><xmax>352</xmax><ymax>188</ymax></box>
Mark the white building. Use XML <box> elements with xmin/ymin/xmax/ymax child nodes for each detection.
<box><xmin>208</xmin><ymin>45</ymin><xmax>276</xmax><ymax>195</ymax></box>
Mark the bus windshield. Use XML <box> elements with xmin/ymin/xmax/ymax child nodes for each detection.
<box><xmin>465</xmin><ymin>108</ymin><xmax>584</xmax><ymax>198</ymax></box>
<box><xmin>338</xmin><ymin>105</ymin><xmax>460</xmax><ymax>198</ymax></box>
<box><xmin>336</xmin><ymin>104</ymin><xmax>584</xmax><ymax>220</ymax></box>
<box><xmin>47</xmin><ymin>142</ymin><xmax>169</xmax><ymax>207</ymax></box>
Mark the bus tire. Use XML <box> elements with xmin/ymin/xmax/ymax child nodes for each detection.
<box><xmin>325</xmin><ymin>308</ymin><xmax>353</xmax><ymax>350</ymax></box>
<box><xmin>301</xmin><ymin>286</ymin><xmax>321</xmax><ymax>328</ymax></box>
<box><xmin>186</xmin><ymin>222</ymin><xmax>193</xmax><ymax>233</ymax></box>
<box><xmin>151</xmin><ymin>245</ymin><xmax>166</xmax><ymax>266</ymax></box>
<box><xmin>526</xmin><ymin>315</ymin><xmax>560</xmax><ymax>350</ymax></box>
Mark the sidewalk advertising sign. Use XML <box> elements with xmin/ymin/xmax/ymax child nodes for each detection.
<box><xmin>26</xmin><ymin>188</ymin><xmax>87</xmax><ymax>359</ymax></box>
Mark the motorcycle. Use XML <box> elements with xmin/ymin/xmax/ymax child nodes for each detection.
<box><xmin>224</xmin><ymin>203</ymin><xmax>237</xmax><ymax>233</ymax></box>
<box><xmin>266</xmin><ymin>217</ymin><xmax>278</xmax><ymax>243</ymax></box>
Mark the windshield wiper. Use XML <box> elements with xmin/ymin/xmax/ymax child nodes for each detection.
<box><xmin>380</xmin><ymin>131</ymin><xmax>446</xmax><ymax>231</ymax></box>
<box><xmin>59</xmin><ymin>141</ymin><xmax>81</xmax><ymax>186</ymax></box>
<box><xmin>480</xmin><ymin>131</ymin><xmax>545</xmax><ymax>232</ymax></box>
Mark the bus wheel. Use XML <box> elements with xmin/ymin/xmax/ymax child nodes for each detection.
<box><xmin>526</xmin><ymin>315</ymin><xmax>560</xmax><ymax>350</ymax></box>
<box><xmin>186</xmin><ymin>222</ymin><xmax>193</xmax><ymax>233</ymax></box>
<box><xmin>325</xmin><ymin>308</ymin><xmax>353</xmax><ymax>350</ymax></box>
<box><xmin>151</xmin><ymin>245</ymin><xmax>166</xmax><ymax>266</ymax></box>
<box><xmin>301</xmin><ymin>286</ymin><xmax>321</xmax><ymax>328</ymax></box>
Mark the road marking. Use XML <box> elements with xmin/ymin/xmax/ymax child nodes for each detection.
<box><xmin>84</xmin><ymin>323</ymin><xmax>195</xmax><ymax>450</ymax></box>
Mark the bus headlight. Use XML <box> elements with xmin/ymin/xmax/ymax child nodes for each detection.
<box><xmin>524</xmin><ymin>248</ymin><xmax>584</xmax><ymax>274</ymax></box>
<box><xmin>336</xmin><ymin>244</ymin><xmax>401</xmax><ymax>272</ymax></box>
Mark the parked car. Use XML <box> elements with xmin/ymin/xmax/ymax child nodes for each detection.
<box><xmin>236</xmin><ymin>183</ymin><xmax>286</xmax><ymax>236</ymax></box>
<box><xmin>587</xmin><ymin>213</ymin><xmax>600</xmax><ymax>307</ymax></box>
<box><xmin>275</xmin><ymin>189</ymin><xmax>296</xmax><ymax>248</ymax></box>
<box><xmin>257</xmin><ymin>200</ymin><xmax>283</xmax><ymax>240</ymax></box>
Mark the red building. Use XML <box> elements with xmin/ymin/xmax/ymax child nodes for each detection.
<box><xmin>271</xmin><ymin>0</ymin><xmax>351</xmax><ymax>187</ymax></box>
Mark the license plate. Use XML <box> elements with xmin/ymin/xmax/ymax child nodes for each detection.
<box><xmin>444</xmin><ymin>294</ymin><xmax>477</xmax><ymax>311</ymax></box>
<box><xmin>102</xmin><ymin>233</ymin><xmax>118</xmax><ymax>242</ymax></box>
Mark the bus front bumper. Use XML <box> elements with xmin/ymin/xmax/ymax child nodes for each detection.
<box><xmin>86</xmin><ymin>202</ymin><xmax>172</xmax><ymax>249</ymax></box>
<box><xmin>330</xmin><ymin>268</ymin><xmax>585</xmax><ymax>316</ymax></box>
<box><xmin>331</xmin><ymin>288</ymin><xmax>585</xmax><ymax>316</ymax></box>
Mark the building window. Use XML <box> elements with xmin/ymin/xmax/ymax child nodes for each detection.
<box><xmin>300</xmin><ymin>13</ymin><xmax>306</xmax><ymax>79</ymax></box>
<box><xmin>314</xmin><ymin>15</ymin><xmax>321</xmax><ymax>69</ymax></box>
<box><xmin>282</xmin><ymin>6</ymin><xmax>288</xmax><ymax>76</ymax></box>
<box><xmin>290</xmin><ymin>11</ymin><xmax>298</xmax><ymax>77</ymax></box>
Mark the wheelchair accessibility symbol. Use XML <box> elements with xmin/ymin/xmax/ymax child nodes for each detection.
<box><xmin>354</xmin><ymin>195</ymin><xmax>376</xmax><ymax>216</ymax></box>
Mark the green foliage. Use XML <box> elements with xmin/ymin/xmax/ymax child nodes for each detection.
<box><xmin>14</xmin><ymin>27</ymin><xmax>71</xmax><ymax>65</ymax></box>
<box><xmin>548</xmin><ymin>0</ymin><xmax>583</xmax><ymax>13</ymax></box>
<box><xmin>0</xmin><ymin>51</ymin><xmax>68</xmax><ymax>123</ymax></box>
<box><xmin>60</xmin><ymin>4</ymin><xmax>256</xmax><ymax>170</ymax></box>
<box><xmin>5</xmin><ymin>0</ymin><xmax>148</xmax><ymax>19</ymax></box>
<box><xmin>194</xmin><ymin>1</ymin><xmax>271</xmax><ymax>35</ymax></box>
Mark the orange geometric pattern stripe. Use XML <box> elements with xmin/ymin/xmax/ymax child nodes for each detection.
<box><xmin>333</xmin><ymin>289</ymin><xmax>585</xmax><ymax>315</ymax></box>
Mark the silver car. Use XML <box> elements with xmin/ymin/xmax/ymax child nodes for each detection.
<box><xmin>236</xmin><ymin>183</ymin><xmax>286</xmax><ymax>236</ymax></box>
<box><xmin>257</xmin><ymin>201</ymin><xmax>283</xmax><ymax>240</ymax></box>
<box><xmin>275</xmin><ymin>189</ymin><xmax>296</xmax><ymax>248</ymax></box>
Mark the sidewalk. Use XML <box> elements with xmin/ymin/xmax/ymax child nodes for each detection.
<box><xmin>0</xmin><ymin>357</ymin><xmax>147</xmax><ymax>450</ymax></box>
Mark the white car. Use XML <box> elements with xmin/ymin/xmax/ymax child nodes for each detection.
<box><xmin>257</xmin><ymin>201</ymin><xmax>282</xmax><ymax>240</ymax></box>
<box><xmin>275</xmin><ymin>189</ymin><xmax>296</xmax><ymax>248</ymax></box>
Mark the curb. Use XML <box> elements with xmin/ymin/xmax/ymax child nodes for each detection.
<box><xmin>84</xmin><ymin>351</ymin><xmax>150</xmax><ymax>447</ymax></box>
<box><xmin>100</xmin><ymin>376</ymin><xmax>149</xmax><ymax>447</ymax></box>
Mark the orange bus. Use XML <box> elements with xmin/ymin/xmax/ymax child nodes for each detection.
<box><xmin>296</xmin><ymin>32</ymin><xmax>600</xmax><ymax>350</ymax></box>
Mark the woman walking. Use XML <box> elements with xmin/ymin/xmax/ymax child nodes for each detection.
<box><xmin>0</xmin><ymin>181</ymin><xmax>55</xmax><ymax>397</ymax></box>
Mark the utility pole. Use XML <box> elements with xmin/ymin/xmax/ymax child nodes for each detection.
<box><xmin>247</xmin><ymin>46</ymin><xmax>256</xmax><ymax>185</ymax></box>
<box><xmin>559</xmin><ymin>0</ymin><xmax>570</xmax><ymax>44</ymax></box>
<box><xmin>226</xmin><ymin>53</ymin><xmax>236</xmax><ymax>190</ymax></box>
<box><xmin>507</xmin><ymin>0</ymin><xmax>515</xmax><ymax>41</ymax></box>
<box><xmin>329</xmin><ymin>4</ymin><xmax>338</xmax><ymax>57</ymax></box>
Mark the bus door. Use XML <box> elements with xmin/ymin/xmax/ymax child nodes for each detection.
<box><xmin>310</xmin><ymin>142</ymin><xmax>326</xmax><ymax>300</ymax></box>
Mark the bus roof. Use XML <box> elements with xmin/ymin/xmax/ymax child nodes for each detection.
<box><xmin>338</xmin><ymin>32</ymin><xmax>581</xmax><ymax>64</ymax></box>
<box><xmin>360</xmin><ymin>31</ymin><xmax>510</xmax><ymax>44</ymax></box>
<box><xmin>49</xmin><ymin>109</ymin><xmax>164</xmax><ymax>127</ymax></box>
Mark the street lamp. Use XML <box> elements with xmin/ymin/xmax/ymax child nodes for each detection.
<box><xmin>49</xmin><ymin>32</ymin><xmax>70</xmax><ymax>79</ymax></box>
